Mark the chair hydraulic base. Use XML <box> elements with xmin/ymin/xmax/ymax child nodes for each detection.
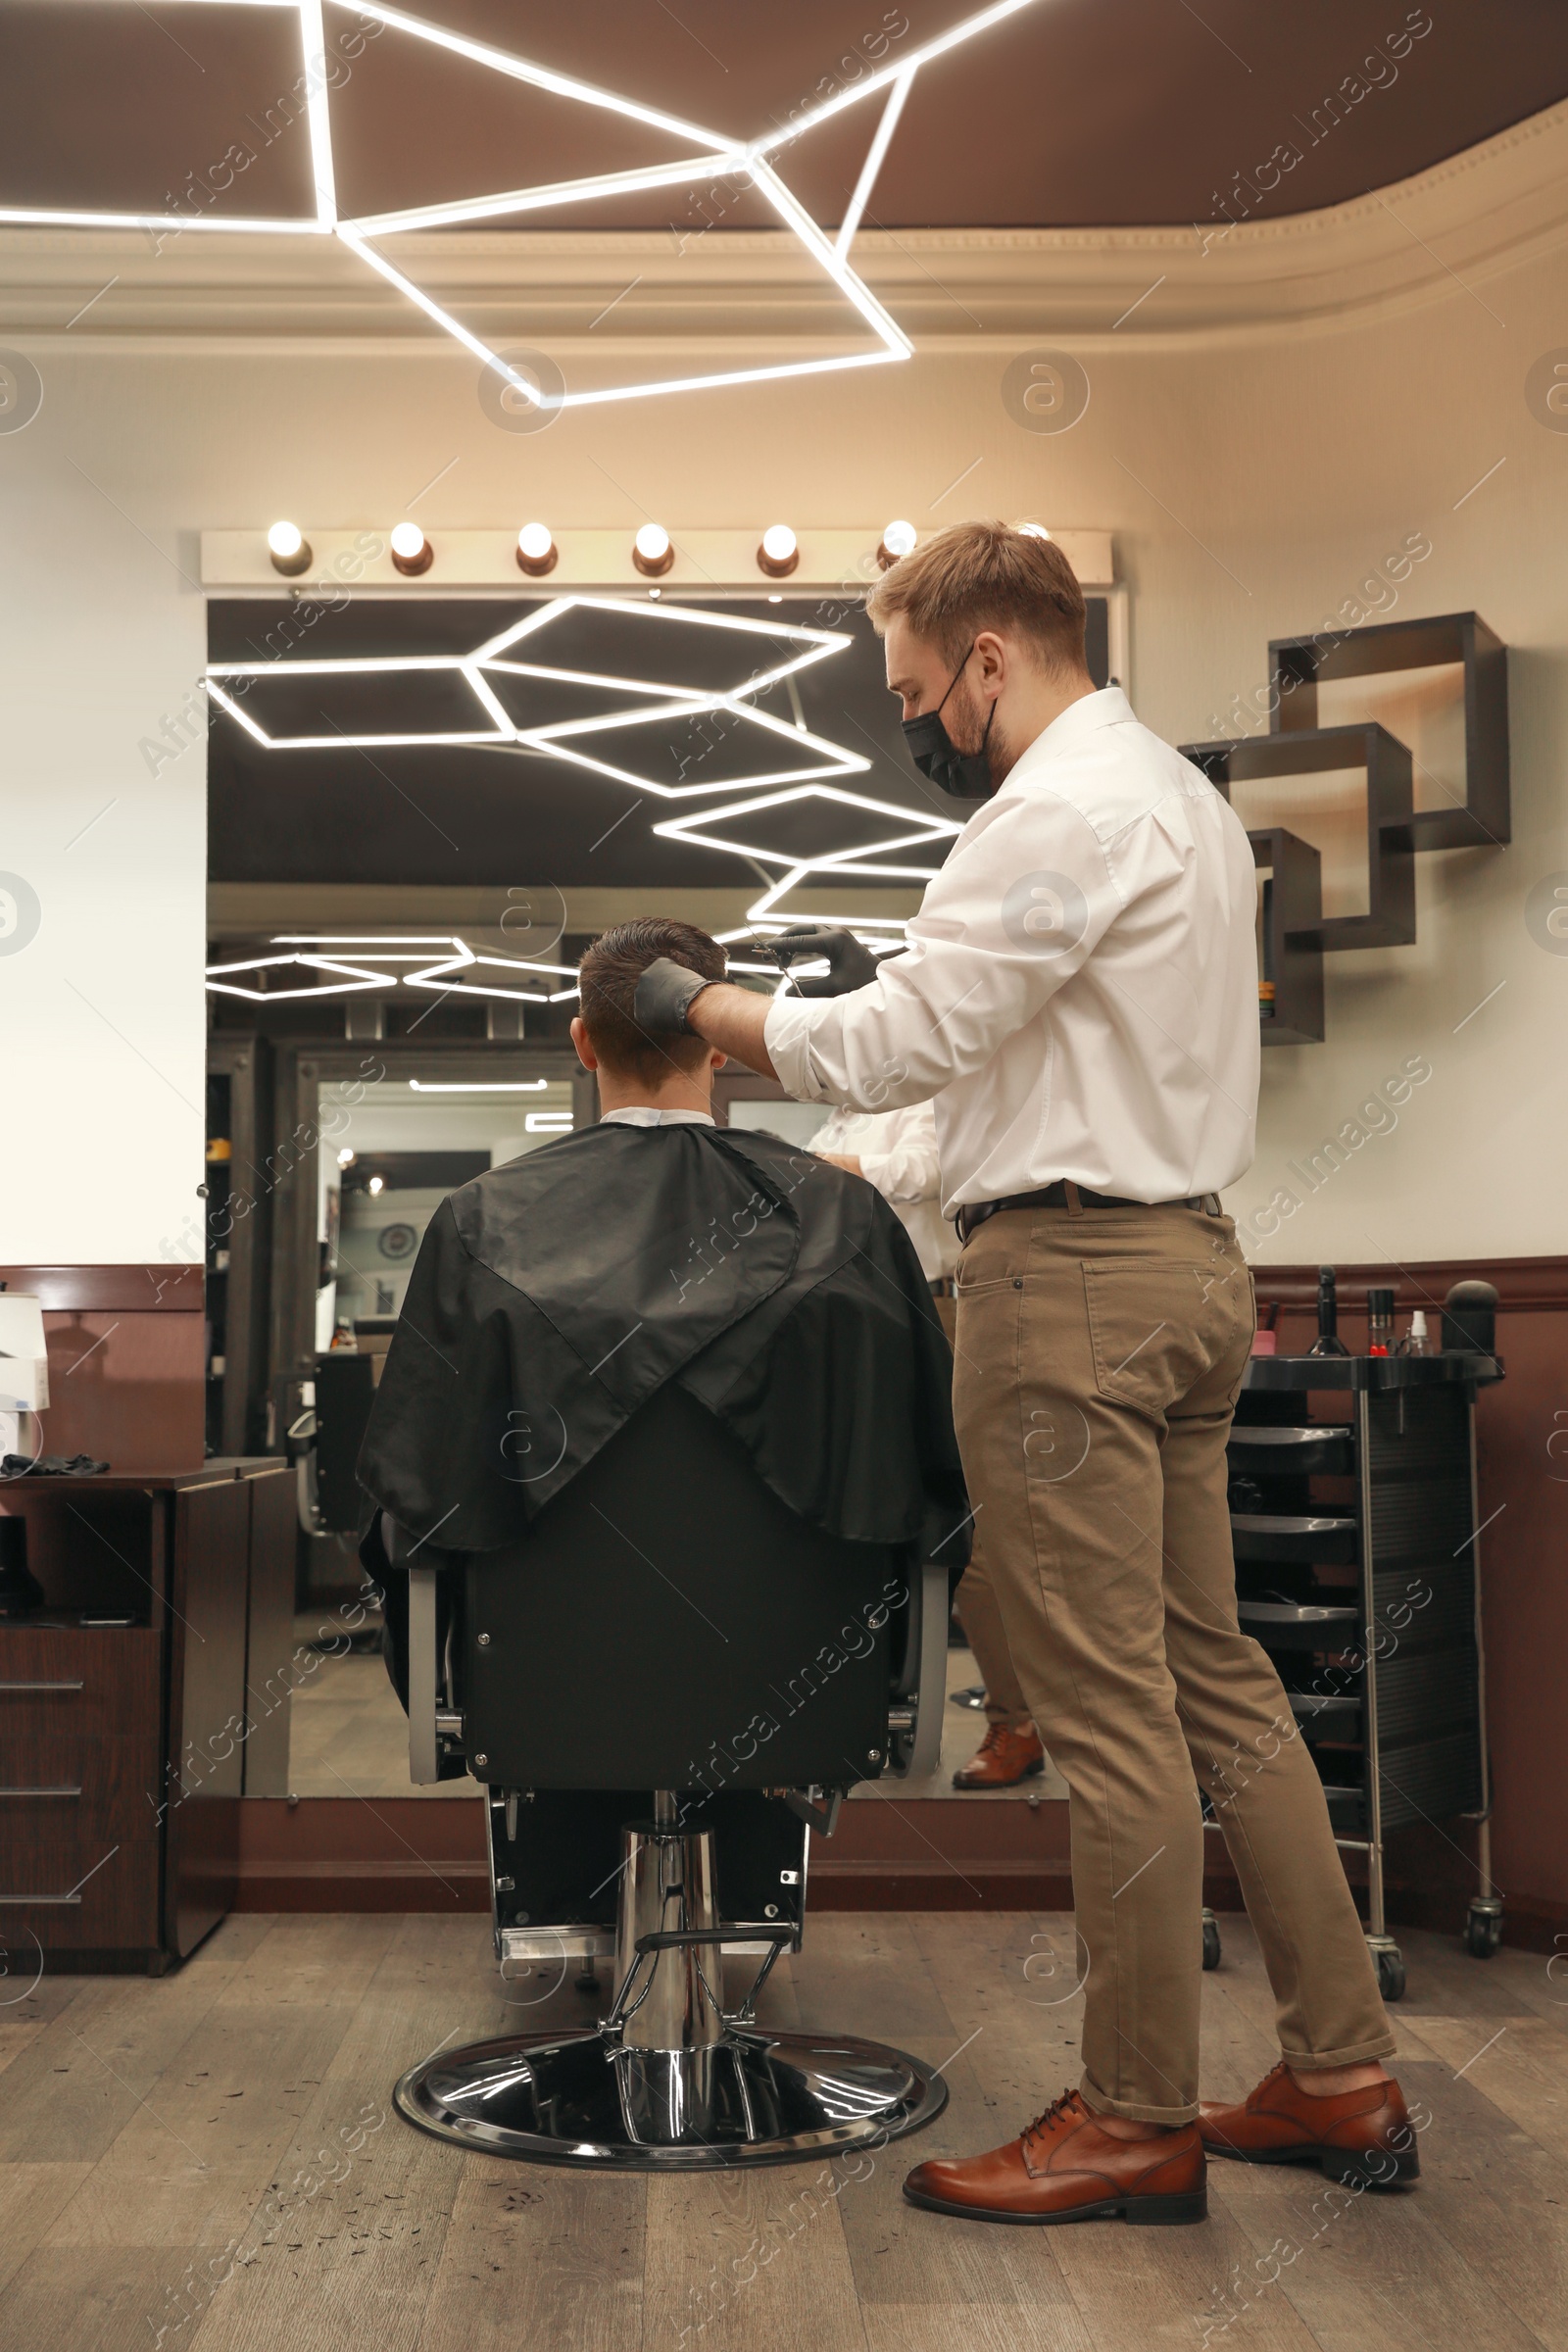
<box><xmin>393</xmin><ymin>2021</ymin><xmax>948</xmax><ymax>2170</ymax></box>
<box><xmin>394</xmin><ymin>1794</ymin><xmax>946</xmax><ymax>2169</ymax></box>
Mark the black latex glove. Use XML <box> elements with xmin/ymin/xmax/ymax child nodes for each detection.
<box><xmin>766</xmin><ymin>924</ymin><xmax>899</xmax><ymax>999</ymax></box>
<box><xmin>631</xmin><ymin>956</ymin><xmax>717</xmax><ymax>1036</ymax></box>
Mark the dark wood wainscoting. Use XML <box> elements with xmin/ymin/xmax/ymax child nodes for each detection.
<box><xmin>224</xmin><ymin>1254</ymin><xmax>1567</xmax><ymax>1953</ymax></box>
<box><xmin>0</xmin><ymin>1264</ymin><xmax>206</xmax><ymax>1472</ymax></box>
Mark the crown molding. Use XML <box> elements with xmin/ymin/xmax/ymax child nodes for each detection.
<box><xmin>4</xmin><ymin>100</ymin><xmax>1565</xmax><ymax>355</ymax></box>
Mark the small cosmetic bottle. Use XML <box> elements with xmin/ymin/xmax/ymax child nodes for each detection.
<box><xmin>1366</xmin><ymin>1287</ymin><xmax>1396</xmax><ymax>1356</ymax></box>
<box><xmin>1396</xmin><ymin>1308</ymin><xmax>1434</xmax><ymax>1358</ymax></box>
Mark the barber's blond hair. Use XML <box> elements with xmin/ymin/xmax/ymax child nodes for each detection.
<box><xmin>864</xmin><ymin>519</ymin><xmax>1088</xmax><ymax>677</ymax></box>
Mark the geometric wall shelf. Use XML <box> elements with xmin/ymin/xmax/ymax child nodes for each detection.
<box><xmin>1181</xmin><ymin>723</ymin><xmax>1416</xmax><ymax>953</ymax></box>
<box><xmin>1250</xmin><ymin>828</ymin><xmax>1324</xmax><ymax>1047</ymax></box>
<box><xmin>1269</xmin><ymin>611</ymin><xmax>1509</xmax><ymax>853</ymax></box>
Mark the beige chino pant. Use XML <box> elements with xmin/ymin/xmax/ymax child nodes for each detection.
<box><xmin>935</xmin><ymin>1291</ymin><xmax>1035</xmax><ymax>1731</ymax></box>
<box><xmin>951</xmin><ymin>1200</ymin><xmax>1395</xmax><ymax>2124</ymax></box>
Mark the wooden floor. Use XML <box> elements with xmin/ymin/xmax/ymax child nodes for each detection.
<box><xmin>2</xmin><ymin>1910</ymin><xmax>1562</xmax><ymax>2352</ymax></box>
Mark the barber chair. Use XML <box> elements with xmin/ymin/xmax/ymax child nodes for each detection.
<box><xmin>389</xmin><ymin>1383</ymin><xmax>952</xmax><ymax>2169</ymax></box>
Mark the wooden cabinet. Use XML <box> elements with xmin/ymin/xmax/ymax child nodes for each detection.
<box><xmin>0</xmin><ymin>1462</ymin><xmax>291</xmax><ymax>1972</ymax></box>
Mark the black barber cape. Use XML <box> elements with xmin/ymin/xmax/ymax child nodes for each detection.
<box><xmin>356</xmin><ymin>1120</ymin><xmax>970</xmax><ymax>1570</ymax></box>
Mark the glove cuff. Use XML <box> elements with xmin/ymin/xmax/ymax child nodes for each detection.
<box><xmin>631</xmin><ymin>956</ymin><xmax>717</xmax><ymax>1037</ymax></box>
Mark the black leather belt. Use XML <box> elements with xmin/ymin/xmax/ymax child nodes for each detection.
<box><xmin>956</xmin><ymin>1182</ymin><xmax>1221</xmax><ymax>1247</ymax></box>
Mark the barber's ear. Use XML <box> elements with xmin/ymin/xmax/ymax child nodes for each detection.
<box><xmin>569</xmin><ymin>1014</ymin><xmax>599</xmax><ymax>1073</ymax></box>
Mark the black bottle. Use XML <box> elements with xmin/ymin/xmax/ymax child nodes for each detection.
<box><xmin>1308</xmin><ymin>1264</ymin><xmax>1348</xmax><ymax>1356</ymax></box>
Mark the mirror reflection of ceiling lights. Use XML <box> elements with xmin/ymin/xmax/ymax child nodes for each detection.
<box><xmin>207</xmin><ymin>935</ymin><xmax>581</xmax><ymax>1004</ymax></box>
<box><xmin>5</xmin><ymin>0</ymin><xmax>1041</xmax><ymax>410</ymax></box>
<box><xmin>205</xmin><ymin>597</ymin><xmax>868</xmax><ymax>797</ymax></box>
<box><xmin>203</xmin><ymin>585</ymin><xmax>974</xmax><ymax>1002</ymax></box>
<box><xmin>654</xmin><ymin>786</ymin><xmax>964</xmax><ymax>928</ymax></box>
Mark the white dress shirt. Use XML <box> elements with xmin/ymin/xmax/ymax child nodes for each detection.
<box><xmin>765</xmin><ymin>687</ymin><xmax>1260</xmax><ymax>1215</ymax></box>
<box><xmin>810</xmin><ymin>1101</ymin><xmax>956</xmax><ymax>1281</ymax></box>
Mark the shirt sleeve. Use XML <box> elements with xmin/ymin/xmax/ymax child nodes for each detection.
<box><xmin>854</xmin><ymin>1103</ymin><xmax>941</xmax><ymax>1204</ymax></box>
<box><xmin>764</xmin><ymin>787</ymin><xmax>1124</xmax><ymax>1110</ymax></box>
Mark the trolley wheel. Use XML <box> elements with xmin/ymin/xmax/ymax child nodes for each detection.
<box><xmin>1201</xmin><ymin>1910</ymin><xmax>1222</xmax><ymax>1972</ymax></box>
<box><xmin>1465</xmin><ymin>1898</ymin><xmax>1504</xmax><ymax>1959</ymax></box>
<box><xmin>1375</xmin><ymin>1946</ymin><xmax>1406</xmax><ymax>2003</ymax></box>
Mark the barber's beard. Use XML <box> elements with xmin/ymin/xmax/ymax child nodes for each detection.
<box><xmin>944</xmin><ymin>676</ymin><xmax>1012</xmax><ymax>792</ymax></box>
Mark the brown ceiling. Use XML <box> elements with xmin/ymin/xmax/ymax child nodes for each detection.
<box><xmin>3</xmin><ymin>0</ymin><xmax>1566</xmax><ymax>232</ymax></box>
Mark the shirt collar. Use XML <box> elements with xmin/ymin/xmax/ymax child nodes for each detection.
<box><xmin>599</xmin><ymin>1106</ymin><xmax>716</xmax><ymax>1127</ymax></box>
<box><xmin>1007</xmin><ymin>685</ymin><xmax>1134</xmax><ymax>781</ymax></box>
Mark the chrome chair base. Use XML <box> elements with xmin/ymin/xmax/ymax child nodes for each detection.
<box><xmin>393</xmin><ymin>2022</ymin><xmax>948</xmax><ymax>2170</ymax></box>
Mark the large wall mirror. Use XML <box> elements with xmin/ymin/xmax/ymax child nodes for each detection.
<box><xmin>207</xmin><ymin>585</ymin><xmax>1106</xmax><ymax>1810</ymax></box>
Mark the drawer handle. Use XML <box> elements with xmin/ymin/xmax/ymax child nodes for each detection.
<box><xmin>0</xmin><ymin>1787</ymin><xmax>82</xmax><ymax>1799</ymax></box>
<box><xmin>0</xmin><ymin>1681</ymin><xmax>85</xmax><ymax>1693</ymax></box>
<box><xmin>0</xmin><ymin>1842</ymin><xmax>118</xmax><ymax>1906</ymax></box>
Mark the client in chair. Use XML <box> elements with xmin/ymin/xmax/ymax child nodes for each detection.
<box><xmin>360</xmin><ymin>917</ymin><xmax>966</xmax><ymax>1584</ymax></box>
<box><xmin>355</xmin><ymin>919</ymin><xmax>970</xmax><ymax>2170</ymax></box>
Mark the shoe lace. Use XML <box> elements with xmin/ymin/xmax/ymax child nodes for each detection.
<box><xmin>1021</xmin><ymin>2089</ymin><xmax>1080</xmax><ymax>2151</ymax></box>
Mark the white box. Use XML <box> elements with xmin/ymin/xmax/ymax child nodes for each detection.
<box><xmin>0</xmin><ymin>1295</ymin><xmax>49</xmax><ymax>1413</ymax></box>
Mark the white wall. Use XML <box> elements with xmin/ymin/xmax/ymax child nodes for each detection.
<box><xmin>3</xmin><ymin>171</ymin><xmax>1565</xmax><ymax>1265</ymax></box>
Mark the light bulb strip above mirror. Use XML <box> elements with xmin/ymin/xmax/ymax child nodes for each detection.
<box><xmin>4</xmin><ymin>0</ymin><xmax>1045</xmax><ymax>410</ymax></box>
<box><xmin>201</xmin><ymin>529</ymin><xmax>1116</xmax><ymax>594</ymax></box>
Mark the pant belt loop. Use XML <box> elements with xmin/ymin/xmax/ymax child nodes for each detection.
<box><xmin>1063</xmin><ymin>1180</ymin><xmax>1085</xmax><ymax>1219</ymax></box>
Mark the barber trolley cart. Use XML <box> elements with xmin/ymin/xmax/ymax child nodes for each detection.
<box><xmin>1203</xmin><ymin>1350</ymin><xmax>1502</xmax><ymax>2001</ymax></box>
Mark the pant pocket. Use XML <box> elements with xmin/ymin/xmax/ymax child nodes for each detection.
<box><xmin>1082</xmin><ymin>1261</ymin><xmax>1236</xmax><ymax>1417</ymax></box>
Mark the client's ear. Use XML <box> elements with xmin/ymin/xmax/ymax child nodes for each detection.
<box><xmin>569</xmin><ymin>1014</ymin><xmax>600</xmax><ymax>1073</ymax></box>
<box><xmin>710</xmin><ymin>1048</ymin><xmax>727</xmax><ymax>1072</ymax></box>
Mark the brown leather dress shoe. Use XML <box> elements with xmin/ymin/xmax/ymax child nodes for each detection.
<box><xmin>952</xmin><ymin>1721</ymin><xmax>1046</xmax><ymax>1789</ymax></box>
<box><xmin>904</xmin><ymin>2090</ymin><xmax>1207</xmax><ymax>2226</ymax></box>
<box><xmin>1200</xmin><ymin>2062</ymin><xmax>1419</xmax><ymax>2187</ymax></box>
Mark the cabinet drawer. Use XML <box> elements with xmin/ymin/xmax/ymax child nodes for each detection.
<box><xmin>0</xmin><ymin>1627</ymin><xmax>162</xmax><ymax>1803</ymax></box>
<box><xmin>0</xmin><ymin>1627</ymin><xmax>162</xmax><ymax>1944</ymax></box>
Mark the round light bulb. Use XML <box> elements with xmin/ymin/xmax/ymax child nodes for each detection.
<box><xmin>757</xmin><ymin>522</ymin><xmax>800</xmax><ymax>579</ymax></box>
<box><xmin>337</xmin><ymin>1147</ymin><xmax>355</xmax><ymax>1167</ymax></box>
<box><xmin>368</xmin><ymin>1174</ymin><xmax>383</xmax><ymax>1196</ymax></box>
<box><xmin>389</xmin><ymin>521</ymin><xmax>433</xmax><ymax>576</ymax></box>
<box><xmin>514</xmin><ymin>521</ymin><xmax>558</xmax><ymax>577</ymax></box>
<box><xmin>1017</xmin><ymin>521</ymin><xmax>1053</xmax><ymax>541</ymax></box>
<box><xmin>267</xmin><ymin>520</ymin><xmax>312</xmax><ymax>576</ymax></box>
<box><xmin>882</xmin><ymin>519</ymin><xmax>916</xmax><ymax>558</ymax></box>
<box><xmin>632</xmin><ymin>522</ymin><xmax>674</xmax><ymax>577</ymax></box>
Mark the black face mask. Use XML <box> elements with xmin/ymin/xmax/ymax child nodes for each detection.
<box><xmin>901</xmin><ymin>643</ymin><xmax>998</xmax><ymax>800</ymax></box>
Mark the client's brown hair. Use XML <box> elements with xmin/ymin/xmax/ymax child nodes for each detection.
<box><xmin>864</xmin><ymin>518</ymin><xmax>1088</xmax><ymax>679</ymax></box>
<box><xmin>577</xmin><ymin>918</ymin><xmax>726</xmax><ymax>1085</ymax></box>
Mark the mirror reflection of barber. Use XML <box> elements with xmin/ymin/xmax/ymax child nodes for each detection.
<box><xmin>812</xmin><ymin>1099</ymin><xmax>1045</xmax><ymax>1790</ymax></box>
<box><xmin>636</xmin><ymin>522</ymin><xmax>1404</xmax><ymax>2224</ymax></box>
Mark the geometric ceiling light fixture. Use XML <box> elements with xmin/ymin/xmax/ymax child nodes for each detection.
<box><xmin>203</xmin><ymin>951</ymin><xmax>399</xmax><ymax>1002</ymax></box>
<box><xmin>269</xmin><ymin>933</ymin><xmax>582</xmax><ymax>1004</ymax></box>
<box><xmin>653</xmin><ymin>781</ymin><xmax>963</xmax><ymax>929</ymax></box>
<box><xmin>526</xmin><ymin>698</ymin><xmax>870</xmax><ymax>801</ymax></box>
<box><xmin>1</xmin><ymin>0</ymin><xmax>1044</xmax><ymax>411</ymax></box>
<box><xmin>206</xmin><ymin>594</ymin><xmax>870</xmax><ymax>799</ymax></box>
